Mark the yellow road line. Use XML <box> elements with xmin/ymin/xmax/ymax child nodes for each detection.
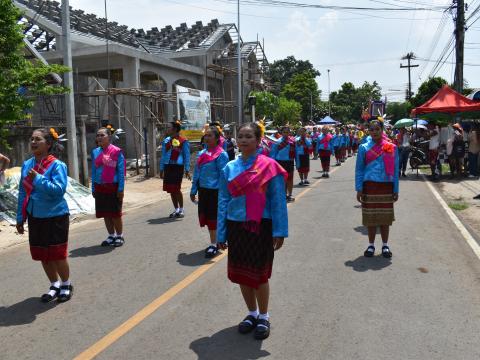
<box><xmin>74</xmin><ymin>159</ymin><xmax>348</xmax><ymax>359</ymax></box>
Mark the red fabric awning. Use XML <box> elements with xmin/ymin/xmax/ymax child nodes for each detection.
<box><xmin>412</xmin><ymin>85</ymin><xmax>480</xmax><ymax>116</ymax></box>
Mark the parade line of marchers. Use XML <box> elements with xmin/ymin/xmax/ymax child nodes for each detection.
<box><xmin>10</xmin><ymin>117</ymin><xmax>397</xmax><ymax>341</ymax></box>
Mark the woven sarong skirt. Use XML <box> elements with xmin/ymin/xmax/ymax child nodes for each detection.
<box><xmin>226</xmin><ymin>219</ymin><xmax>274</xmax><ymax>289</ymax></box>
<box><xmin>318</xmin><ymin>150</ymin><xmax>331</xmax><ymax>171</ymax></box>
<box><xmin>297</xmin><ymin>154</ymin><xmax>310</xmax><ymax>174</ymax></box>
<box><xmin>94</xmin><ymin>183</ymin><xmax>122</xmax><ymax>218</ymax></box>
<box><xmin>28</xmin><ymin>214</ymin><xmax>69</xmax><ymax>261</ymax></box>
<box><xmin>362</xmin><ymin>181</ymin><xmax>395</xmax><ymax>227</ymax></box>
<box><xmin>198</xmin><ymin>187</ymin><xmax>218</xmax><ymax>230</ymax></box>
<box><xmin>163</xmin><ymin>164</ymin><xmax>184</xmax><ymax>193</ymax></box>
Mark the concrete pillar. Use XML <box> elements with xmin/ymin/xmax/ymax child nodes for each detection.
<box><xmin>123</xmin><ymin>58</ymin><xmax>140</xmax><ymax>158</ymax></box>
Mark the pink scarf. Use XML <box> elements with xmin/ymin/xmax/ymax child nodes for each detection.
<box><xmin>320</xmin><ymin>133</ymin><xmax>332</xmax><ymax>149</ymax></box>
<box><xmin>95</xmin><ymin>144</ymin><xmax>122</xmax><ymax>183</ymax></box>
<box><xmin>197</xmin><ymin>145</ymin><xmax>223</xmax><ymax>167</ymax></box>
<box><xmin>21</xmin><ymin>155</ymin><xmax>56</xmax><ymax>222</ymax></box>
<box><xmin>227</xmin><ymin>154</ymin><xmax>287</xmax><ymax>233</ymax></box>
<box><xmin>365</xmin><ymin>137</ymin><xmax>396</xmax><ymax>179</ymax></box>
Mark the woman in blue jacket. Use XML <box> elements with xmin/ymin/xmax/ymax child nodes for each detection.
<box><xmin>160</xmin><ymin>121</ymin><xmax>191</xmax><ymax>218</ymax></box>
<box><xmin>16</xmin><ymin>128</ymin><xmax>73</xmax><ymax>303</ymax></box>
<box><xmin>190</xmin><ymin>127</ymin><xmax>229</xmax><ymax>258</ymax></box>
<box><xmin>355</xmin><ymin>120</ymin><xmax>399</xmax><ymax>258</ymax></box>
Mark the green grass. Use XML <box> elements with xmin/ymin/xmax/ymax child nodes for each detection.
<box><xmin>448</xmin><ymin>202</ymin><xmax>469</xmax><ymax>211</ymax></box>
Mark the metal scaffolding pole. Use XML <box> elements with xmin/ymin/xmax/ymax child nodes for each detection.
<box><xmin>61</xmin><ymin>0</ymin><xmax>79</xmax><ymax>180</ymax></box>
<box><xmin>237</xmin><ymin>0</ymin><xmax>242</xmax><ymax>126</ymax></box>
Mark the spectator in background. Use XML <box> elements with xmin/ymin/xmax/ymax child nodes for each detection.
<box><xmin>428</xmin><ymin>124</ymin><xmax>441</xmax><ymax>180</ymax></box>
<box><xmin>0</xmin><ymin>153</ymin><xmax>11</xmax><ymax>186</ymax></box>
<box><xmin>467</xmin><ymin>124</ymin><xmax>480</xmax><ymax>178</ymax></box>
<box><xmin>224</xmin><ymin>129</ymin><xmax>237</xmax><ymax>161</ymax></box>
<box><xmin>397</xmin><ymin>128</ymin><xmax>411</xmax><ymax>177</ymax></box>
<box><xmin>449</xmin><ymin>124</ymin><xmax>465</xmax><ymax>178</ymax></box>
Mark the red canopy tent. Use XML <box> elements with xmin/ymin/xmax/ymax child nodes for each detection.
<box><xmin>412</xmin><ymin>85</ymin><xmax>480</xmax><ymax>116</ymax></box>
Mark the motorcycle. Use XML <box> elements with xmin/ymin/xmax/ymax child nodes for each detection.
<box><xmin>409</xmin><ymin>140</ymin><xmax>429</xmax><ymax>170</ymax></box>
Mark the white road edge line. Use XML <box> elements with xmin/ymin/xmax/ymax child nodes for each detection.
<box><xmin>424</xmin><ymin>176</ymin><xmax>480</xmax><ymax>259</ymax></box>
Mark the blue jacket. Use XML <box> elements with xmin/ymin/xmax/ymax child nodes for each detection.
<box><xmin>331</xmin><ymin>134</ymin><xmax>342</xmax><ymax>148</ymax></box>
<box><xmin>191</xmin><ymin>149</ymin><xmax>229</xmax><ymax>194</ymax></box>
<box><xmin>295</xmin><ymin>136</ymin><xmax>312</xmax><ymax>166</ymax></box>
<box><xmin>355</xmin><ymin>139</ymin><xmax>400</xmax><ymax>194</ymax></box>
<box><xmin>316</xmin><ymin>134</ymin><xmax>334</xmax><ymax>152</ymax></box>
<box><xmin>91</xmin><ymin>147</ymin><xmax>125</xmax><ymax>193</ymax></box>
<box><xmin>160</xmin><ymin>137</ymin><xmax>191</xmax><ymax>172</ymax></box>
<box><xmin>17</xmin><ymin>158</ymin><xmax>69</xmax><ymax>223</ymax></box>
<box><xmin>342</xmin><ymin>134</ymin><xmax>350</xmax><ymax>147</ymax></box>
<box><xmin>217</xmin><ymin>154</ymin><xmax>288</xmax><ymax>243</ymax></box>
<box><xmin>269</xmin><ymin>137</ymin><xmax>295</xmax><ymax>162</ymax></box>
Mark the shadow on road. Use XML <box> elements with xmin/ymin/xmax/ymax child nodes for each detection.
<box><xmin>0</xmin><ymin>297</ymin><xmax>57</xmax><ymax>327</ymax></box>
<box><xmin>147</xmin><ymin>217</ymin><xmax>179</xmax><ymax>225</ymax></box>
<box><xmin>189</xmin><ymin>326</ymin><xmax>270</xmax><ymax>360</ymax></box>
<box><xmin>177</xmin><ymin>249</ymin><xmax>214</xmax><ymax>267</ymax></box>
<box><xmin>69</xmin><ymin>245</ymin><xmax>115</xmax><ymax>258</ymax></box>
<box><xmin>344</xmin><ymin>256</ymin><xmax>392</xmax><ymax>272</ymax></box>
<box><xmin>352</xmin><ymin>226</ymin><xmax>368</xmax><ymax>235</ymax></box>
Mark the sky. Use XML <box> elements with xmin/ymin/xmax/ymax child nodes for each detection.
<box><xmin>70</xmin><ymin>0</ymin><xmax>480</xmax><ymax>103</ymax></box>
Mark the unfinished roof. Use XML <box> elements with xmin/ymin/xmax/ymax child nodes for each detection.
<box><xmin>15</xmin><ymin>0</ymin><xmax>234</xmax><ymax>54</ymax></box>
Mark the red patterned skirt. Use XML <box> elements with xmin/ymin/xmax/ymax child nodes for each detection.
<box><xmin>28</xmin><ymin>214</ymin><xmax>69</xmax><ymax>261</ymax></box>
<box><xmin>227</xmin><ymin>219</ymin><xmax>274</xmax><ymax>289</ymax></box>
<box><xmin>362</xmin><ymin>181</ymin><xmax>395</xmax><ymax>226</ymax></box>
<box><xmin>94</xmin><ymin>183</ymin><xmax>122</xmax><ymax>218</ymax></box>
<box><xmin>297</xmin><ymin>154</ymin><xmax>310</xmax><ymax>174</ymax></box>
<box><xmin>163</xmin><ymin>164</ymin><xmax>184</xmax><ymax>193</ymax></box>
<box><xmin>198</xmin><ymin>187</ymin><xmax>218</xmax><ymax>230</ymax></box>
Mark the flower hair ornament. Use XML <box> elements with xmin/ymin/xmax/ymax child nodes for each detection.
<box><xmin>256</xmin><ymin>120</ymin><xmax>266</xmax><ymax>138</ymax></box>
<box><xmin>50</xmin><ymin>127</ymin><xmax>67</xmax><ymax>142</ymax></box>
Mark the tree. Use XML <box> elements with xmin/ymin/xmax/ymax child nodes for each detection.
<box><xmin>273</xmin><ymin>97</ymin><xmax>302</xmax><ymax>127</ymax></box>
<box><xmin>329</xmin><ymin>81</ymin><xmax>382</xmax><ymax>122</ymax></box>
<box><xmin>267</xmin><ymin>56</ymin><xmax>320</xmax><ymax>95</ymax></box>
<box><xmin>386</xmin><ymin>101</ymin><xmax>412</xmax><ymax>121</ymax></box>
<box><xmin>281</xmin><ymin>71</ymin><xmax>321</xmax><ymax>123</ymax></box>
<box><xmin>0</xmin><ymin>0</ymin><xmax>68</xmax><ymax>147</ymax></box>
<box><xmin>249</xmin><ymin>91</ymin><xmax>278</xmax><ymax>120</ymax></box>
<box><xmin>410</xmin><ymin>77</ymin><xmax>447</xmax><ymax>108</ymax></box>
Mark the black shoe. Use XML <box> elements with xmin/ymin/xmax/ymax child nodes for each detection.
<box><xmin>238</xmin><ymin>315</ymin><xmax>257</xmax><ymax>334</ymax></box>
<box><xmin>382</xmin><ymin>245</ymin><xmax>393</xmax><ymax>258</ymax></box>
<box><xmin>57</xmin><ymin>284</ymin><xmax>74</xmax><ymax>303</ymax></box>
<box><xmin>205</xmin><ymin>245</ymin><xmax>218</xmax><ymax>258</ymax></box>
<box><xmin>298</xmin><ymin>181</ymin><xmax>304</xmax><ymax>186</ymax></box>
<box><xmin>473</xmin><ymin>194</ymin><xmax>480</xmax><ymax>200</ymax></box>
<box><xmin>113</xmin><ymin>236</ymin><xmax>125</xmax><ymax>247</ymax></box>
<box><xmin>101</xmin><ymin>235</ymin><xmax>115</xmax><ymax>247</ymax></box>
<box><xmin>402</xmin><ymin>173</ymin><xmax>407</xmax><ymax>177</ymax></box>
<box><xmin>304</xmin><ymin>180</ymin><xmax>310</xmax><ymax>185</ymax></box>
<box><xmin>286</xmin><ymin>195</ymin><xmax>295</xmax><ymax>203</ymax></box>
<box><xmin>41</xmin><ymin>285</ymin><xmax>60</xmax><ymax>303</ymax></box>
<box><xmin>254</xmin><ymin>318</ymin><xmax>270</xmax><ymax>340</ymax></box>
<box><xmin>169</xmin><ymin>211</ymin><xmax>177</xmax><ymax>218</ymax></box>
<box><xmin>325</xmin><ymin>173</ymin><xmax>329</xmax><ymax>178</ymax></box>
<box><xmin>364</xmin><ymin>245</ymin><xmax>375</xmax><ymax>257</ymax></box>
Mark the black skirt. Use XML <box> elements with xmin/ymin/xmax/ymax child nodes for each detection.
<box><xmin>226</xmin><ymin>219</ymin><xmax>274</xmax><ymax>289</ymax></box>
<box><xmin>163</xmin><ymin>164</ymin><xmax>184</xmax><ymax>193</ymax></box>
<box><xmin>198</xmin><ymin>187</ymin><xmax>218</xmax><ymax>230</ymax></box>
<box><xmin>28</xmin><ymin>214</ymin><xmax>69</xmax><ymax>261</ymax></box>
<box><xmin>277</xmin><ymin>160</ymin><xmax>294</xmax><ymax>174</ymax></box>
<box><xmin>297</xmin><ymin>154</ymin><xmax>310</xmax><ymax>174</ymax></box>
<box><xmin>94</xmin><ymin>183</ymin><xmax>122</xmax><ymax>218</ymax></box>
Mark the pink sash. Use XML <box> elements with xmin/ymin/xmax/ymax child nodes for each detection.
<box><xmin>320</xmin><ymin>134</ymin><xmax>332</xmax><ymax>149</ymax></box>
<box><xmin>94</xmin><ymin>144</ymin><xmax>122</xmax><ymax>183</ymax></box>
<box><xmin>21</xmin><ymin>155</ymin><xmax>56</xmax><ymax>222</ymax></box>
<box><xmin>227</xmin><ymin>155</ymin><xmax>287</xmax><ymax>233</ymax></box>
<box><xmin>365</xmin><ymin>138</ymin><xmax>396</xmax><ymax>179</ymax></box>
<box><xmin>197</xmin><ymin>146</ymin><xmax>223</xmax><ymax>167</ymax></box>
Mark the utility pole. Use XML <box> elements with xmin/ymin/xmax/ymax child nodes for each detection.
<box><xmin>61</xmin><ymin>0</ymin><xmax>79</xmax><ymax>181</ymax></box>
<box><xmin>400</xmin><ymin>52</ymin><xmax>419</xmax><ymax>101</ymax></box>
<box><xmin>237</xmin><ymin>0</ymin><xmax>242</xmax><ymax>126</ymax></box>
<box><xmin>453</xmin><ymin>0</ymin><xmax>465</xmax><ymax>93</ymax></box>
<box><xmin>327</xmin><ymin>69</ymin><xmax>331</xmax><ymax>116</ymax></box>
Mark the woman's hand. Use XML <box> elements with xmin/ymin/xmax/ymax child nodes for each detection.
<box><xmin>16</xmin><ymin>223</ymin><xmax>24</xmax><ymax>235</ymax></box>
<box><xmin>356</xmin><ymin>191</ymin><xmax>363</xmax><ymax>203</ymax></box>
<box><xmin>185</xmin><ymin>171</ymin><xmax>191</xmax><ymax>181</ymax></box>
<box><xmin>190</xmin><ymin>194</ymin><xmax>197</xmax><ymax>203</ymax></box>
<box><xmin>217</xmin><ymin>242</ymin><xmax>228</xmax><ymax>250</ymax></box>
<box><xmin>273</xmin><ymin>237</ymin><xmax>284</xmax><ymax>251</ymax></box>
<box><xmin>28</xmin><ymin>168</ymin><xmax>38</xmax><ymax>180</ymax></box>
<box><xmin>393</xmin><ymin>193</ymin><xmax>399</xmax><ymax>202</ymax></box>
<box><xmin>160</xmin><ymin>171</ymin><xmax>164</xmax><ymax>179</ymax></box>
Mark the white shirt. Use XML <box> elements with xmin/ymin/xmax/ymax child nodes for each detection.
<box><xmin>429</xmin><ymin>127</ymin><xmax>440</xmax><ymax>150</ymax></box>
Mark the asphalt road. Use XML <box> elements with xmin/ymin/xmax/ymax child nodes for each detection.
<box><xmin>1</xmin><ymin>156</ymin><xmax>480</xmax><ymax>360</ymax></box>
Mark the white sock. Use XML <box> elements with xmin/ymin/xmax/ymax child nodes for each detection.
<box><xmin>258</xmin><ymin>312</ymin><xmax>270</xmax><ymax>321</ymax></box>
<box><xmin>248</xmin><ymin>309</ymin><xmax>259</xmax><ymax>318</ymax></box>
<box><xmin>179</xmin><ymin>208</ymin><xmax>184</xmax><ymax>212</ymax></box>
<box><xmin>60</xmin><ymin>280</ymin><xmax>71</xmax><ymax>295</ymax></box>
<box><xmin>383</xmin><ymin>242</ymin><xmax>389</xmax><ymax>247</ymax></box>
<box><xmin>367</xmin><ymin>243</ymin><xmax>374</xmax><ymax>248</ymax></box>
<box><xmin>116</xmin><ymin>233</ymin><xmax>123</xmax><ymax>238</ymax></box>
<box><xmin>48</xmin><ymin>281</ymin><xmax>60</xmax><ymax>296</ymax></box>
<box><xmin>109</xmin><ymin>233</ymin><xmax>115</xmax><ymax>238</ymax></box>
